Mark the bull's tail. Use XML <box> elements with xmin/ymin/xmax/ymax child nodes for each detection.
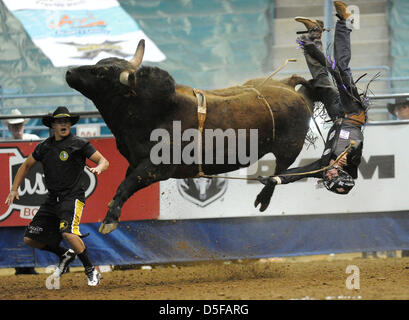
<box><xmin>287</xmin><ymin>75</ymin><xmax>326</xmax><ymax>146</ymax></box>
<box><xmin>282</xmin><ymin>74</ymin><xmax>313</xmax><ymax>91</ymax></box>
<box><xmin>283</xmin><ymin>74</ymin><xmax>316</xmax><ymax>113</ymax></box>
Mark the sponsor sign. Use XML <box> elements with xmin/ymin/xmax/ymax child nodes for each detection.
<box><xmin>159</xmin><ymin>124</ymin><xmax>408</xmax><ymax>219</ymax></box>
<box><xmin>0</xmin><ymin>138</ymin><xmax>159</xmax><ymax>227</ymax></box>
<box><xmin>76</xmin><ymin>124</ymin><xmax>100</xmax><ymax>137</ymax></box>
<box><xmin>176</xmin><ymin>177</ymin><xmax>228</xmax><ymax>207</ymax></box>
<box><xmin>3</xmin><ymin>0</ymin><xmax>165</xmax><ymax>67</ymax></box>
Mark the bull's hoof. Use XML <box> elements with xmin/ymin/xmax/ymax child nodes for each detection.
<box><xmin>254</xmin><ymin>185</ymin><xmax>274</xmax><ymax>212</ymax></box>
<box><xmin>254</xmin><ymin>199</ymin><xmax>269</xmax><ymax>212</ymax></box>
<box><xmin>99</xmin><ymin>222</ymin><xmax>118</xmax><ymax>234</ymax></box>
<box><xmin>99</xmin><ymin>201</ymin><xmax>121</xmax><ymax>234</ymax></box>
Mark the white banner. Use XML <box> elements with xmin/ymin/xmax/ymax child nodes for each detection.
<box><xmin>3</xmin><ymin>0</ymin><xmax>165</xmax><ymax>67</ymax></box>
<box><xmin>159</xmin><ymin>123</ymin><xmax>409</xmax><ymax>219</ymax></box>
<box><xmin>2</xmin><ymin>0</ymin><xmax>119</xmax><ymax>11</ymax></box>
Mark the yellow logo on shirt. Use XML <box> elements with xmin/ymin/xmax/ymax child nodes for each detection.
<box><xmin>59</xmin><ymin>220</ymin><xmax>68</xmax><ymax>231</ymax></box>
<box><xmin>59</xmin><ymin>151</ymin><xmax>69</xmax><ymax>161</ymax></box>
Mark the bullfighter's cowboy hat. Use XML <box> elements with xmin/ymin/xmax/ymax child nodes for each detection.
<box><xmin>42</xmin><ymin>106</ymin><xmax>80</xmax><ymax>128</ymax></box>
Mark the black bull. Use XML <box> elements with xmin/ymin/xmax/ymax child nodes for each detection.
<box><xmin>65</xmin><ymin>40</ymin><xmax>318</xmax><ymax>234</ymax></box>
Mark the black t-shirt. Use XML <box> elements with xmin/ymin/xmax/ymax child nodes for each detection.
<box><xmin>32</xmin><ymin>133</ymin><xmax>96</xmax><ymax>195</ymax></box>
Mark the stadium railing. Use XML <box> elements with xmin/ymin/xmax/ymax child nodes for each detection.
<box><xmin>1</xmin><ymin>70</ymin><xmax>409</xmax><ymax>137</ymax></box>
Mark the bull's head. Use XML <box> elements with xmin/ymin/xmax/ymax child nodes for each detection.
<box><xmin>65</xmin><ymin>39</ymin><xmax>176</xmax><ymax>117</ymax></box>
<box><xmin>66</xmin><ymin>40</ymin><xmax>145</xmax><ymax>98</ymax></box>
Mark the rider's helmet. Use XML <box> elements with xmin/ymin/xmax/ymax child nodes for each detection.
<box><xmin>323</xmin><ymin>167</ymin><xmax>355</xmax><ymax>194</ymax></box>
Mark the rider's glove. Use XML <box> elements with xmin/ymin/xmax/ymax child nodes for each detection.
<box><xmin>257</xmin><ymin>176</ymin><xmax>278</xmax><ymax>186</ymax></box>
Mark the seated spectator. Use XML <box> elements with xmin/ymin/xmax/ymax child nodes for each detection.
<box><xmin>4</xmin><ymin>109</ymin><xmax>40</xmax><ymax>140</ymax></box>
<box><xmin>387</xmin><ymin>97</ymin><xmax>409</xmax><ymax>120</ymax></box>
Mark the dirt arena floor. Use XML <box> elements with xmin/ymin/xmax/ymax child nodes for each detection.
<box><xmin>1</xmin><ymin>253</ymin><xmax>409</xmax><ymax>300</ymax></box>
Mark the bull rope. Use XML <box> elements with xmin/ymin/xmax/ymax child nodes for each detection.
<box><xmin>197</xmin><ymin>140</ymin><xmax>356</xmax><ymax>181</ymax></box>
<box><xmin>254</xmin><ymin>58</ymin><xmax>297</xmax><ymax>90</ymax></box>
<box><xmin>244</xmin><ymin>58</ymin><xmax>298</xmax><ymax>141</ymax></box>
<box><xmin>252</xmin><ymin>57</ymin><xmax>326</xmax><ymax>145</ymax></box>
<box><xmin>243</xmin><ymin>86</ymin><xmax>276</xmax><ymax>141</ymax></box>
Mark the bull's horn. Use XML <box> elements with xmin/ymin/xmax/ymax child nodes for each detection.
<box><xmin>129</xmin><ymin>39</ymin><xmax>145</xmax><ymax>69</ymax></box>
<box><xmin>120</xmin><ymin>40</ymin><xmax>145</xmax><ymax>86</ymax></box>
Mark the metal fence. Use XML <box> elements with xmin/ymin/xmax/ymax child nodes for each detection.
<box><xmin>0</xmin><ymin>87</ymin><xmax>104</xmax><ymax>138</ymax></box>
<box><xmin>0</xmin><ymin>89</ymin><xmax>408</xmax><ymax>139</ymax></box>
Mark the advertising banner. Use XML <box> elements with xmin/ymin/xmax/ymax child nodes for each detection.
<box><xmin>0</xmin><ymin>137</ymin><xmax>159</xmax><ymax>227</ymax></box>
<box><xmin>1</xmin><ymin>123</ymin><xmax>406</xmax><ymax>226</ymax></box>
<box><xmin>3</xmin><ymin>0</ymin><xmax>166</xmax><ymax>67</ymax></box>
<box><xmin>159</xmin><ymin>123</ymin><xmax>408</xmax><ymax>219</ymax></box>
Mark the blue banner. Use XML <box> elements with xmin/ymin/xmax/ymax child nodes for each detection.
<box><xmin>2</xmin><ymin>212</ymin><xmax>409</xmax><ymax>268</ymax></box>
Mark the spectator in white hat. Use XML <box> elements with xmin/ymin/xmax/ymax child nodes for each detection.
<box><xmin>5</xmin><ymin>109</ymin><xmax>39</xmax><ymax>140</ymax></box>
<box><xmin>4</xmin><ymin>109</ymin><xmax>40</xmax><ymax>274</ymax></box>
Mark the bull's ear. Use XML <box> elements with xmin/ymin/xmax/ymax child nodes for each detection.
<box><xmin>129</xmin><ymin>39</ymin><xmax>145</xmax><ymax>69</ymax></box>
<box><xmin>119</xmin><ymin>70</ymin><xmax>130</xmax><ymax>86</ymax></box>
<box><xmin>119</xmin><ymin>70</ymin><xmax>137</xmax><ymax>87</ymax></box>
